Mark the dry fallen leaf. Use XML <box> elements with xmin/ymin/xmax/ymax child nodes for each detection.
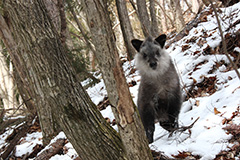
<box><xmin>214</xmin><ymin>107</ymin><xmax>221</xmax><ymax>115</ymax></box>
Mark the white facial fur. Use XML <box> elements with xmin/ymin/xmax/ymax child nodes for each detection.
<box><xmin>135</xmin><ymin>47</ymin><xmax>171</xmax><ymax>78</ymax></box>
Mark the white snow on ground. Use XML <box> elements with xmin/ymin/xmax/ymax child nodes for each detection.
<box><xmin>15</xmin><ymin>132</ymin><xmax>43</xmax><ymax>157</ymax></box>
<box><xmin>1</xmin><ymin>2</ymin><xmax>240</xmax><ymax>160</ymax></box>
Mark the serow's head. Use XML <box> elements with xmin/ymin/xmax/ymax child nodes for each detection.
<box><xmin>131</xmin><ymin>34</ymin><xmax>169</xmax><ymax>75</ymax></box>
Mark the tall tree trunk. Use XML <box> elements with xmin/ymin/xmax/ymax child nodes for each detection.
<box><xmin>82</xmin><ymin>0</ymin><xmax>153</xmax><ymax>159</ymax></box>
<box><xmin>116</xmin><ymin>0</ymin><xmax>136</xmax><ymax>60</ymax></box>
<box><xmin>0</xmin><ymin>1</ymin><xmax>128</xmax><ymax>159</ymax></box>
<box><xmin>43</xmin><ymin>0</ymin><xmax>72</xmax><ymax>47</ymax></box>
<box><xmin>169</xmin><ymin>0</ymin><xmax>185</xmax><ymax>32</ymax></box>
<box><xmin>160</xmin><ymin>0</ymin><xmax>168</xmax><ymax>32</ymax></box>
<box><xmin>136</xmin><ymin>0</ymin><xmax>151</xmax><ymax>37</ymax></box>
<box><xmin>156</xmin><ymin>0</ymin><xmax>171</xmax><ymax>32</ymax></box>
<box><xmin>67</xmin><ymin>2</ymin><xmax>97</xmax><ymax>60</ymax></box>
<box><xmin>149</xmin><ymin>0</ymin><xmax>159</xmax><ymax>36</ymax></box>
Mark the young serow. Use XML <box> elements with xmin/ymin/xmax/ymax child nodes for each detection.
<box><xmin>131</xmin><ymin>34</ymin><xmax>182</xmax><ymax>143</ymax></box>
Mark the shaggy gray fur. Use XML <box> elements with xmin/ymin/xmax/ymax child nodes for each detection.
<box><xmin>131</xmin><ymin>35</ymin><xmax>182</xmax><ymax>143</ymax></box>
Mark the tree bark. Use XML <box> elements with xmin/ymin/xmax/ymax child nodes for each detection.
<box><xmin>116</xmin><ymin>0</ymin><xmax>136</xmax><ymax>60</ymax></box>
<box><xmin>43</xmin><ymin>0</ymin><xmax>60</xmax><ymax>31</ymax></box>
<box><xmin>0</xmin><ymin>1</ymin><xmax>128</xmax><ymax>160</ymax></box>
<box><xmin>13</xmin><ymin>69</ymin><xmax>37</xmax><ymax>116</ymax></box>
<box><xmin>149</xmin><ymin>0</ymin><xmax>159</xmax><ymax>36</ymax></box>
<box><xmin>82</xmin><ymin>0</ymin><xmax>153</xmax><ymax>159</ymax></box>
<box><xmin>136</xmin><ymin>0</ymin><xmax>151</xmax><ymax>37</ymax></box>
<box><xmin>0</xmin><ymin>11</ymin><xmax>57</xmax><ymax>146</ymax></box>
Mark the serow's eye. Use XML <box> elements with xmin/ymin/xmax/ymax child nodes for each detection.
<box><xmin>156</xmin><ymin>51</ymin><xmax>160</xmax><ymax>56</ymax></box>
<box><xmin>143</xmin><ymin>53</ymin><xmax>147</xmax><ymax>59</ymax></box>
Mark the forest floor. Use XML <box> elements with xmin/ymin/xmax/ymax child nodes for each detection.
<box><xmin>1</xmin><ymin>2</ymin><xmax>240</xmax><ymax>160</ymax></box>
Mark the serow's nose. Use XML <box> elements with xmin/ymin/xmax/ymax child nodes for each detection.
<box><xmin>149</xmin><ymin>62</ymin><xmax>157</xmax><ymax>69</ymax></box>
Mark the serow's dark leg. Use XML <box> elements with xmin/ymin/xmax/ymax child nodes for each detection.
<box><xmin>141</xmin><ymin>115</ymin><xmax>155</xmax><ymax>143</ymax></box>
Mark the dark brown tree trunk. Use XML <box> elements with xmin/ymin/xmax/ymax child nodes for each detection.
<box><xmin>82</xmin><ymin>0</ymin><xmax>153</xmax><ymax>159</ymax></box>
<box><xmin>0</xmin><ymin>1</ymin><xmax>128</xmax><ymax>159</ymax></box>
<box><xmin>116</xmin><ymin>0</ymin><xmax>136</xmax><ymax>60</ymax></box>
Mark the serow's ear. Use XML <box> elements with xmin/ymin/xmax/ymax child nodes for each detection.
<box><xmin>155</xmin><ymin>34</ymin><xmax>167</xmax><ymax>48</ymax></box>
<box><xmin>131</xmin><ymin>39</ymin><xmax>143</xmax><ymax>52</ymax></box>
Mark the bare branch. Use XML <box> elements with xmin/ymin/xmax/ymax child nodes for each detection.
<box><xmin>209</xmin><ymin>0</ymin><xmax>240</xmax><ymax>80</ymax></box>
<box><xmin>169</xmin><ymin>117</ymin><xmax>200</xmax><ymax>137</ymax></box>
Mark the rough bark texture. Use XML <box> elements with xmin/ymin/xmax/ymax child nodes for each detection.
<box><xmin>13</xmin><ymin>69</ymin><xmax>37</xmax><ymax>116</ymax></box>
<box><xmin>136</xmin><ymin>0</ymin><xmax>151</xmax><ymax>37</ymax></box>
<box><xmin>0</xmin><ymin>1</ymin><xmax>127</xmax><ymax>160</ymax></box>
<box><xmin>0</xmin><ymin>10</ymin><xmax>57</xmax><ymax>146</ymax></box>
<box><xmin>43</xmin><ymin>0</ymin><xmax>61</xmax><ymax>32</ymax></box>
<box><xmin>82</xmin><ymin>1</ymin><xmax>153</xmax><ymax>159</ymax></box>
<box><xmin>116</xmin><ymin>0</ymin><xmax>136</xmax><ymax>60</ymax></box>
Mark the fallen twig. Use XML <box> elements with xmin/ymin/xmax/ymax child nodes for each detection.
<box><xmin>169</xmin><ymin>117</ymin><xmax>200</xmax><ymax>137</ymax></box>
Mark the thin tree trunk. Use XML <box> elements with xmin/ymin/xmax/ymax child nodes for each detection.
<box><xmin>170</xmin><ymin>0</ymin><xmax>185</xmax><ymax>32</ymax></box>
<box><xmin>0</xmin><ymin>1</ymin><xmax>128</xmax><ymax>159</ymax></box>
<box><xmin>156</xmin><ymin>0</ymin><xmax>174</xmax><ymax>31</ymax></box>
<box><xmin>82</xmin><ymin>0</ymin><xmax>153</xmax><ymax>159</ymax></box>
<box><xmin>116</xmin><ymin>0</ymin><xmax>136</xmax><ymax>60</ymax></box>
<box><xmin>67</xmin><ymin>3</ymin><xmax>97</xmax><ymax>71</ymax></box>
<box><xmin>136</xmin><ymin>0</ymin><xmax>151</xmax><ymax>37</ymax></box>
<box><xmin>149</xmin><ymin>0</ymin><xmax>159</xmax><ymax>36</ymax></box>
<box><xmin>160</xmin><ymin>0</ymin><xmax>168</xmax><ymax>32</ymax></box>
<box><xmin>209</xmin><ymin>0</ymin><xmax>240</xmax><ymax>80</ymax></box>
<box><xmin>68</xmin><ymin>3</ymin><xmax>96</xmax><ymax>58</ymax></box>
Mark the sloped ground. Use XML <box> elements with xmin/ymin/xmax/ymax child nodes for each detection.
<box><xmin>149</xmin><ymin>3</ymin><xmax>240</xmax><ymax>159</ymax></box>
<box><xmin>1</xmin><ymin>2</ymin><xmax>240</xmax><ymax>160</ymax></box>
